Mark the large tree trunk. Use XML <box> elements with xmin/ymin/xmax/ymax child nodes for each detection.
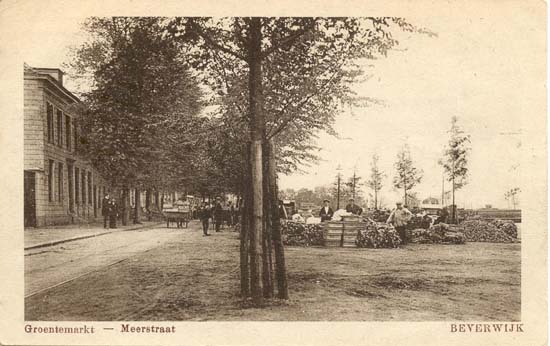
<box><xmin>262</xmin><ymin>141</ymin><xmax>274</xmax><ymax>298</ymax></box>
<box><xmin>247</xmin><ymin>17</ymin><xmax>264</xmax><ymax>306</ymax></box>
<box><xmin>240</xmin><ymin>189</ymin><xmax>251</xmax><ymax>298</ymax></box>
<box><xmin>134</xmin><ymin>187</ymin><xmax>142</xmax><ymax>224</ymax></box>
<box><xmin>249</xmin><ymin>141</ymin><xmax>263</xmax><ymax>304</ymax></box>
<box><xmin>267</xmin><ymin>139</ymin><xmax>289</xmax><ymax>299</ymax></box>
<box><xmin>240</xmin><ymin>151</ymin><xmax>251</xmax><ymax>298</ymax></box>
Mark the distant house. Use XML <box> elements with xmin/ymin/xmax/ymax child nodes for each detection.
<box><xmin>24</xmin><ymin>64</ymin><xmax>109</xmax><ymax>227</ymax></box>
<box><xmin>420</xmin><ymin>197</ymin><xmax>444</xmax><ymax>214</ymax></box>
<box><xmin>404</xmin><ymin>195</ymin><xmax>420</xmax><ymax>208</ymax></box>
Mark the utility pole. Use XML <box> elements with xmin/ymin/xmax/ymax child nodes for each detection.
<box><xmin>441</xmin><ymin>172</ymin><xmax>445</xmax><ymax>207</ymax></box>
<box><xmin>336</xmin><ymin>165</ymin><xmax>342</xmax><ymax>210</ymax></box>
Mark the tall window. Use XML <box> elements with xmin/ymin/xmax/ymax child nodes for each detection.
<box><xmin>81</xmin><ymin>170</ymin><xmax>86</xmax><ymax>205</ymax></box>
<box><xmin>74</xmin><ymin>124</ymin><xmax>78</xmax><ymax>152</ymax></box>
<box><xmin>58</xmin><ymin>162</ymin><xmax>63</xmax><ymax>202</ymax></box>
<box><xmin>48</xmin><ymin>160</ymin><xmax>54</xmax><ymax>202</ymax></box>
<box><xmin>68</xmin><ymin>164</ymin><xmax>74</xmax><ymax>212</ymax></box>
<box><xmin>46</xmin><ymin>103</ymin><xmax>54</xmax><ymax>143</ymax></box>
<box><xmin>65</xmin><ymin>115</ymin><xmax>71</xmax><ymax>150</ymax></box>
<box><xmin>56</xmin><ymin>109</ymin><xmax>63</xmax><ymax>146</ymax></box>
<box><xmin>75</xmin><ymin>167</ymin><xmax>80</xmax><ymax>205</ymax></box>
<box><xmin>88</xmin><ymin>172</ymin><xmax>92</xmax><ymax>204</ymax></box>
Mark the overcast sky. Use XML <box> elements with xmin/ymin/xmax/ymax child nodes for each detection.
<box><xmin>17</xmin><ymin>12</ymin><xmax>544</xmax><ymax>209</ymax></box>
<box><xmin>278</xmin><ymin>15</ymin><xmax>542</xmax><ymax>209</ymax></box>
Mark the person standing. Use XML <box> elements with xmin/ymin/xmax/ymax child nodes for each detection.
<box><xmin>228</xmin><ymin>201</ymin><xmax>235</xmax><ymax>226</ymax></box>
<box><xmin>199</xmin><ymin>202</ymin><xmax>211</xmax><ymax>236</ymax></box>
<box><xmin>108</xmin><ymin>198</ymin><xmax>118</xmax><ymax>229</ymax></box>
<box><xmin>319</xmin><ymin>199</ymin><xmax>334</xmax><ymax>222</ymax></box>
<box><xmin>386</xmin><ymin>202</ymin><xmax>413</xmax><ymax>244</ymax></box>
<box><xmin>102</xmin><ymin>193</ymin><xmax>110</xmax><ymax>229</ymax></box>
<box><xmin>213</xmin><ymin>197</ymin><xmax>224</xmax><ymax>232</ymax></box>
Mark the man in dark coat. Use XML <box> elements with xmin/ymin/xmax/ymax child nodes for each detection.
<box><xmin>228</xmin><ymin>201</ymin><xmax>235</xmax><ymax>226</ymax></box>
<box><xmin>319</xmin><ymin>199</ymin><xmax>334</xmax><ymax>222</ymax></box>
<box><xmin>345</xmin><ymin>198</ymin><xmax>363</xmax><ymax>215</ymax></box>
<box><xmin>108</xmin><ymin>198</ymin><xmax>118</xmax><ymax>229</ymax></box>
<box><xmin>213</xmin><ymin>197</ymin><xmax>224</xmax><ymax>232</ymax></box>
<box><xmin>102</xmin><ymin>193</ymin><xmax>110</xmax><ymax>228</ymax></box>
<box><xmin>199</xmin><ymin>202</ymin><xmax>211</xmax><ymax>236</ymax></box>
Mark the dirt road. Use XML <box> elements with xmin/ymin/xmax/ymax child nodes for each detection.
<box><xmin>25</xmin><ymin>226</ymin><xmax>520</xmax><ymax>321</ymax></box>
<box><xmin>25</xmin><ymin>224</ymin><xmax>189</xmax><ymax>297</ymax></box>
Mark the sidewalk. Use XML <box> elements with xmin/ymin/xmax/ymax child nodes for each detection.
<box><xmin>25</xmin><ymin>221</ymin><xmax>163</xmax><ymax>250</ymax></box>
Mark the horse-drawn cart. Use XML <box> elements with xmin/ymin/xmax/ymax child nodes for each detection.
<box><xmin>163</xmin><ymin>208</ymin><xmax>190</xmax><ymax>228</ymax></box>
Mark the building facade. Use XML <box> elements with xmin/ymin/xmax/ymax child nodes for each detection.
<box><xmin>24</xmin><ymin>65</ymin><xmax>109</xmax><ymax>227</ymax></box>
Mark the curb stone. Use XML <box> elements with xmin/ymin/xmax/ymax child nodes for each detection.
<box><xmin>24</xmin><ymin>222</ymin><xmax>163</xmax><ymax>250</ymax></box>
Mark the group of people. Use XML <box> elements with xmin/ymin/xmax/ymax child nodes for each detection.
<box><xmin>196</xmin><ymin>197</ymin><xmax>236</xmax><ymax>236</ymax></box>
<box><xmin>101</xmin><ymin>193</ymin><xmax>119</xmax><ymax>229</ymax></box>
<box><xmin>318</xmin><ymin>198</ymin><xmax>425</xmax><ymax>244</ymax></box>
<box><xmin>318</xmin><ymin>198</ymin><xmax>364</xmax><ymax>222</ymax></box>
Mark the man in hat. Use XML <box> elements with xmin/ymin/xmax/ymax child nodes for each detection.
<box><xmin>387</xmin><ymin>201</ymin><xmax>413</xmax><ymax>244</ymax></box>
<box><xmin>102</xmin><ymin>193</ymin><xmax>110</xmax><ymax>229</ymax></box>
<box><xmin>213</xmin><ymin>197</ymin><xmax>224</xmax><ymax>232</ymax></box>
<box><xmin>108</xmin><ymin>197</ymin><xmax>118</xmax><ymax>229</ymax></box>
<box><xmin>319</xmin><ymin>199</ymin><xmax>334</xmax><ymax>222</ymax></box>
<box><xmin>198</xmin><ymin>202</ymin><xmax>211</xmax><ymax>236</ymax></box>
<box><xmin>345</xmin><ymin>198</ymin><xmax>363</xmax><ymax>215</ymax></box>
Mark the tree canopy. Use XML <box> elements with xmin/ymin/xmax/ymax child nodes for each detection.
<box><xmin>69</xmin><ymin>17</ymin><xmax>205</xmax><ymax>193</ymax></box>
<box><xmin>393</xmin><ymin>143</ymin><xmax>423</xmax><ymax>205</ymax></box>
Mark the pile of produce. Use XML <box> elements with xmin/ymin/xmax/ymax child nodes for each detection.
<box><xmin>371</xmin><ymin>211</ymin><xmax>390</xmax><ymax>223</ymax></box>
<box><xmin>406</xmin><ymin>215</ymin><xmax>425</xmax><ymax>230</ymax></box>
<box><xmin>491</xmin><ymin>219</ymin><xmax>519</xmax><ymax>239</ymax></box>
<box><xmin>460</xmin><ymin>220</ymin><xmax>518</xmax><ymax>243</ymax></box>
<box><xmin>407</xmin><ymin>224</ymin><xmax>465</xmax><ymax>244</ymax></box>
<box><xmin>356</xmin><ymin>223</ymin><xmax>402</xmax><ymax>248</ymax></box>
<box><xmin>281</xmin><ymin>221</ymin><xmax>324</xmax><ymax>246</ymax></box>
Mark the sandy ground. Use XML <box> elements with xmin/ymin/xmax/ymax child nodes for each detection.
<box><xmin>25</xmin><ymin>226</ymin><xmax>184</xmax><ymax>296</ymax></box>
<box><xmin>25</xmin><ymin>221</ymin><xmax>520</xmax><ymax>321</ymax></box>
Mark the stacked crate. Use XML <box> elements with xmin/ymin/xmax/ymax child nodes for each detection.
<box><xmin>342</xmin><ymin>215</ymin><xmax>365</xmax><ymax>247</ymax></box>
<box><xmin>323</xmin><ymin>221</ymin><xmax>344</xmax><ymax>247</ymax></box>
<box><xmin>323</xmin><ymin>216</ymin><xmax>367</xmax><ymax>247</ymax></box>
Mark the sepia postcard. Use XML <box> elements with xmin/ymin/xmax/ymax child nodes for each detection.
<box><xmin>0</xmin><ymin>0</ymin><xmax>547</xmax><ymax>345</ymax></box>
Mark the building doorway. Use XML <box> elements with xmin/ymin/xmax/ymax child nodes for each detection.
<box><xmin>24</xmin><ymin>171</ymin><xmax>36</xmax><ymax>227</ymax></box>
<box><xmin>93</xmin><ymin>185</ymin><xmax>97</xmax><ymax>217</ymax></box>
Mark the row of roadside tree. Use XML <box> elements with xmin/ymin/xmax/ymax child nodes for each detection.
<box><xmin>69</xmin><ymin>17</ymin><xmax>437</xmax><ymax>305</ymax></box>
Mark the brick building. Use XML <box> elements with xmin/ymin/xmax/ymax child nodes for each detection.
<box><xmin>24</xmin><ymin>64</ymin><xmax>109</xmax><ymax>227</ymax></box>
